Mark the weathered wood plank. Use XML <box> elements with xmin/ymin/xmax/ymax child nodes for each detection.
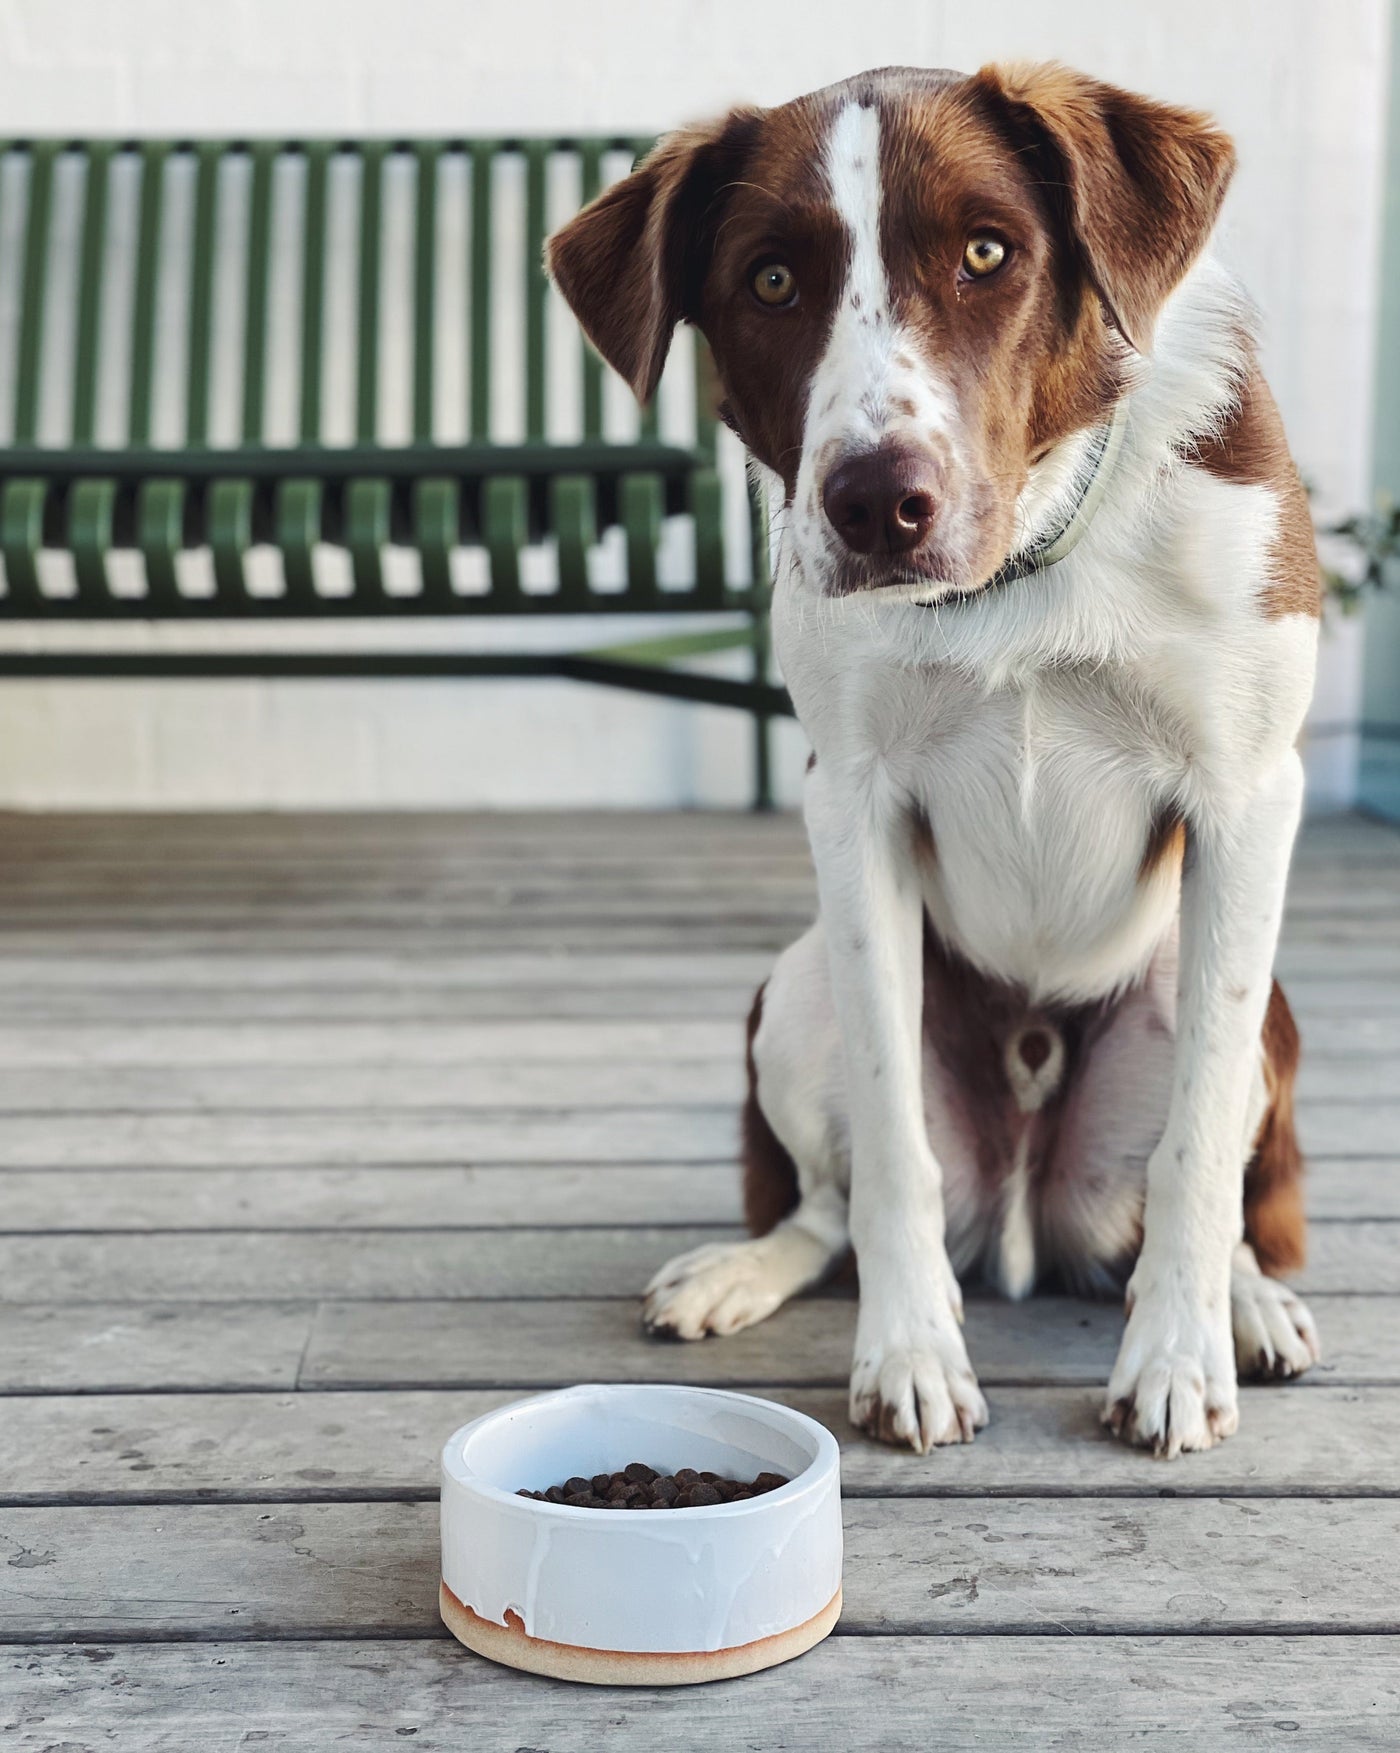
<box><xmin>0</xmin><ymin>805</ymin><xmax>805</xmax><ymax>842</ymax></box>
<box><xmin>0</xmin><ymin>1014</ymin><xmax>1391</xmax><ymax>1076</ymax></box>
<box><xmin>9</xmin><ymin>983</ymin><xmax>1390</xmax><ymax>1027</ymax></box>
<box><xmin>1300</xmin><ymin>1059</ymin><xmax>1400</xmax><ymax>1101</ymax></box>
<box><xmin>1</xmin><ymin>1220</ymin><xmax>1390</xmax><ymax>1301</ymax></box>
<box><xmin>0</xmin><ymin>1015</ymin><xmax>1385</xmax><ymax>1073</ymax></box>
<box><xmin>0</xmin><ymin>1164</ymin><xmax>747</xmax><ymax>1230</ymax></box>
<box><xmin>1306</xmin><ymin>1161</ymin><xmax>1400</xmax><ymax>1218</ymax></box>
<box><xmin>0</xmin><ymin>983</ymin><xmax>752</xmax><ymax>1022</ymax></box>
<box><xmin>5</xmin><ymin>1383</ymin><xmax>1398</xmax><ymax>1504</ymax></box>
<box><xmin>0</xmin><ymin>1226</ymin><xmax>737</xmax><ymax>1301</ymax></box>
<box><xmin>1300</xmin><ymin>1106</ymin><xmax>1400</xmax><ymax>1156</ymax></box>
<box><xmin>0</xmin><ymin>1059</ymin><xmax>744</xmax><ymax>1111</ymax></box>
<box><xmin>2</xmin><ymin>1158</ymin><xmax>1391</xmax><ymax>1229</ymax></box>
<box><xmin>0</xmin><ymin>1302</ymin><xmax>315</xmax><ymax>1393</ymax></box>
<box><xmin>3</xmin><ymin>1497</ymin><xmax>1397</xmax><ymax>1640</ymax></box>
<box><xmin>4</xmin><ymin>1637</ymin><xmax>1396</xmax><ymax>1753</ymax></box>
<box><xmin>0</xmin><ymin>980</ymin><xmax>1394</xmax><ymax>1028</ymax></box>
<box><xmin>3</xmin><ymin>1294</ymin><xmax>1387</xmax><ymax>1396</ymax></box>
<box><xmin>298</xmin><ymin>1293</ymin><xmax>1396</xmax><ymax>1391</ymax></box>
<box><xmin>0</xmin><ymin>950</ymin><xmax>775</xmax><ymax>988</ymax></box>
<box><xmin>0</xmin><ymin>924</ymin><xmax>798</xmax><ymax>952</ymax></box>
<box><xmin>0</xmin><ymin>1108</ymin><xmax>738</xmax><ymax>1167</ymax></box>
<box><xmin>0</xmin><ymin>848</ymin><xmax>816</xmax><ymax>879</ymax></box>
<box><xmin>0</xmin><ymin>951</ymin><xmax>1384</xmax><ymax>1000</ymax></box>
<box><xmin>1</xmin><ymin>920</ymin><xmax>1398</xmax><ymax>957</ymax></box>
<box><xmin>0</xmin><ymin>799</ymin><xmax>1382</xmax><ymax>842</ymax></box>
<box><xmin>11</xmin><ymin>897</ymin><xmax>1377</xmax><ymax>931</ymax></box>
<box><xmin>0</xmin><ymin>1019</ymin><xmax>742</xmax><ymax>1066</ymax></box>
<box><xmin>0</xmin><ymin>1055</ymin><xmax>1387</xmax><ymax>1112</ymax></box>
<box><xmin>0</xmin><ymin>898</ymin><xmax>816</xmax><ymax>934</ymax></box>
<box><xmin>1</xmin><ymin>868</ymin><xmax>1385</xmax><ymax>918</ymax></box>
<box><xmin>0</xmin><ymin>1101</ymin><xmax>1386</xmax><ymax>1167</ymax></box>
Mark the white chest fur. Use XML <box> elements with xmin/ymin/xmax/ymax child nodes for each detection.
<box><xmin>910</xmin><ymin>664</ymin><xmax>1182</xmax><ymax>1001</ymax></box>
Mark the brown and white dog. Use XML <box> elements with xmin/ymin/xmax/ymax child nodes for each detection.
<box><xmin>549</xmin><ymin>64</ymin><xmax>1321</xmax><ymax>1458</ymax></box>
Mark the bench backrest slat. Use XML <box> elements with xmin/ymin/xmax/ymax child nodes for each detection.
<box><xmin>128</xmin><ymin>142</ymin><xmax>169</xmax><ymax>447</ymax></box>
<box><xmin>184</xmin><ymin>143</ymin><xmax>221</xmax><ymax>447</ymax></box>
<box><xmin>412</xmin><ymin>143</ymin><xmax>439</xmax><ymax>444</ymax></box>
<box><xmin>71</xmin><ymin>143</ymin><xmax>112</xmax><ymax>446</ymax></box>
<box><xmin>468</xmin><ymin>141</ymin><xmax>495</xmax><ymax>442</ymax></box>
<box><xmin>299</xmin><ymin>143</ymin><xmax>331</xmax><ymax>445</ymax></box>
<box><xmin>14</xmin><ymin>141</ymin><xmax>55</xmax><ymax>445</ymax></box>
<box><xmin>356</xmin><ymin>143</ymin><xmax>386</xmax><ymax>445</ymax></box>
<box><xmin>241</xmin><ymin>143</ymin><xmax>276</xmax><ymax>445</ymax></box>
<box><xmin>523</xmin><ymin>140</ymin><xmax>549</xmax><ymax>442</ymax></box>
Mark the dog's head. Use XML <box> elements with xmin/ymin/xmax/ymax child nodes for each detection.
<box><xmin>548</xmin><ymin>64</ymin><xmax>1234</xmax><ymax>602</ymax></box>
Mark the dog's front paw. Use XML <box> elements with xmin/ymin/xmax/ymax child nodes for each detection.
<box><xmin>850</xmin><ymin>1295</ymin><xmax>987</xmax><ymax>1453</ymax></box>
<box><xmin>641</xmin><ymin>1240</ymin><xmax>785</xmax><ymax>1340</ymax></box>
<box><xmin>1104</xmin><ymin>1272</ymin><xmax>1237</xmax><ymax>1458</ymax></box>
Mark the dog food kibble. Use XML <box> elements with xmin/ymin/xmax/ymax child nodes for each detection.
<box><xmin>516</xmin><ymin>1462</ymin><xmax>789</xmax><ymax>1510</ymax></box>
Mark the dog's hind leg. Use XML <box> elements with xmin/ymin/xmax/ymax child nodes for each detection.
<box><xmin>642</xmin><ymin>924</ymin><xmax>851</xmax><ymax>1340</ymax></box>
<box><xmin>1231</xmin><ymin>1239</ymin><xmax>1319</xmax><ymax>1379</ymax></box>
<box><xmin>1231</xmin><ymin>984</ymin><xmax>1320</xmax><ymax>1378</ymax></box>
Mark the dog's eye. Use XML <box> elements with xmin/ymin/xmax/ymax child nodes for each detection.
<box><xmin>752</xmin><ymin>262</ymin><xmax>798</xmax><ymax>307</ymax></box>
<box><xmin>962</xmin><ymin>236</ymin><xmax>1006</xmax><ymax>278</ymax></box>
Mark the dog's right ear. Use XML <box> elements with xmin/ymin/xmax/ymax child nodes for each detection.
<box><xmin>547</xmin><ymin>110</ymin><xmax>760</xmax><ymax>406</ymax></box>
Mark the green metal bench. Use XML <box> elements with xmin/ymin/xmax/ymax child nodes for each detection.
<box><xmin>0</xmin><ymin>138</ymin><xmax>788</xmax><ymax>804</ymax></box>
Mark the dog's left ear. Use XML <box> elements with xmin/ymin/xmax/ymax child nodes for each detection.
<box><xmin>547</xmin><ymin>110</ymin><xmax>760</xmax><ymax>405</ymax></box>
<box><xmin>974</xmin><ymin>62</ymin><xmax>1236</xmax><ymax>352</ymax></box>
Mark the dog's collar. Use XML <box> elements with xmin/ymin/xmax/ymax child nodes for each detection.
<box><xmin>918</xmin><ymin>396</ymin><xmax>1129</xmax><ymax>606</ymax></box>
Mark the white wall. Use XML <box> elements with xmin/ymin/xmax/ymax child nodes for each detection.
<box><xmin>0</xmin><ymin>0</ymin><xmax>1386</xmax><ymax>809</ymax></box>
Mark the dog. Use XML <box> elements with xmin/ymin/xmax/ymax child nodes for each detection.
<box><xmin>548</xmin><ymin>62</ymin><xmax>1321</xmax><ymax>1458</ymax></box>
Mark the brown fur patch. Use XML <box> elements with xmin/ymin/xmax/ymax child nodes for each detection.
<box><xmin>1244</xmin><ymin>979</ymin><xmax>1307</xmax><ymax>1274</ymax></box>
<box><xmin>741</xmin><ymin>981</ymin><xmax>801</xmax><ymax>1236</ymax></box>
<box><xmin>911</xmin><ymin>801</ymin><xmax>937</xmax><ymax>866</ymax></box>
<box><xmin>921</xmin><ymin>919</ymin><xmax>1099</xmax><ymax>1188</ymax></box>
<box><xmin>1189</xmin><ymin>356</ymin><xmax>1321</xmax><ymax>618</ymax></box>
<box><xmin>1138</xmin><ymin>803</ymin><xmax>1186</xmax><ymax>882</ymax></box>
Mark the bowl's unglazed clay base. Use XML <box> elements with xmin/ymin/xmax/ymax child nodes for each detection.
<box><xmin>440</xmin><ymin>1580</ymin><xmax>843</xmax><ymax>1686</ymax></box>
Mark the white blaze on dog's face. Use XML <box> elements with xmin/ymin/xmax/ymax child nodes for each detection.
<box><xmin>548</xmin><ymin>64</ymin><xmax>1234</xmax><ymax>602</ymax></box>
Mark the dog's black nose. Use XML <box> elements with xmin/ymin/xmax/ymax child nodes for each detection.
<box><xmin>822</xmin><ymin>443</ymin><xmax>943</xmax><ymax>556</ymax></box>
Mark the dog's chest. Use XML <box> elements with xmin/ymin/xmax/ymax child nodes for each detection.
<box><xmin>902</xmin><ymin>664</ymin><xmax>1184</xmax><ymax>1002</ymax></box>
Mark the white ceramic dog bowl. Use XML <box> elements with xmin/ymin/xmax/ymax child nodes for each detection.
<box><xmin>439</xmin><ymin>1383</ymin><xmax>842</xmax><ymax>1685</ymax></box>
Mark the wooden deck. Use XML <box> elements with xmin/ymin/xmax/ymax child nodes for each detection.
<box><xmin>1</xmin><ymin>808</ymin><xmax>1398</xmax><ymax>1749</ymax></box>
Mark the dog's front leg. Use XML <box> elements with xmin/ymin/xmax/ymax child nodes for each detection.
<box><xmin>806</xmin><ymin>767</ymin><xmax>987</xmax><ymax>1452</ymax></box>
<box><xmin>1106</xmin><ymin>752</ymin><xmax>1305</xmax><ymax>1457</ymax></box>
